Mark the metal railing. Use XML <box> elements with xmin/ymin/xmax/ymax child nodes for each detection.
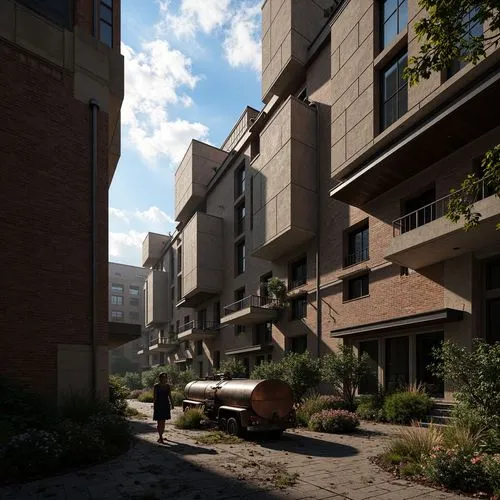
<box><xmin>344</xmin><ymin>248</ymin><xmax>369</xmax><ymax>267</ymax></box>
<box><xmin>177</xmin><ymin>320</ymin><xmax>220</xmax><ymax>334</ymax></box>
<box><xmin>149</xmin><ymin>335</ymin><xmax>178</xmax><ymax>347</ymax></box>
<box><xmin>392</xmin><ymin>176</ymin><xmax>494</xmax><ymax>237</ymax></box>
<box><xmin>288</xmin><ymin>278</ymin><xmax>307</xmax><ymax>291</ymax></box>
<box><xmin>223</xmin><ymin>294</ymin><xmax>279</xmax><ymax>316</ymax></box>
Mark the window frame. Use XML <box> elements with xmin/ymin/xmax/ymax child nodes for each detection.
<box><xmin>345</xmin><ymin>273</ymin><xmax>370</xmax><ymax>301</ymax></box>
<box><xmin>235</xmin><ymin>164</ymin><xmax>246</xmax><ymax>199</ymax></box>
<box><xmin>380</xmin><ymin>50</ymin><xmax>408</xmax><ymax>131</ymax></box>
<box><xmin>289</xmin><ymin>257</ymin><xmax>307</xmax><ymax>290</ymax></box>
<box><xmin>111</xmin><ymin>310</ymin><xmax>124</xmax><ymax>321</ymax></box>
<box><xmin>129</xmin><ymin>285</ymin><xmax>140</xmax><ymax>296</ymax></box>
<box><xmin>345</xmin><ymin>223</ymin><xmax>369</xmax><ymax>267</ymax></box>
<box><xmin>235</xmin><ymin>202</ymin><xmax>246</xmax><ymax>236</ymax></box>
<box><xmin>380</xmin><ymin>0</ymin><xmax>408</xmax><ymax>50</ymax></box>
<box><xmin>99</xmin><ymin>0</ymin><xmax>113</xmax><ymax>47</ymax></box>
<box><xmin>111</xmin><ymin>295</ymin><xmax>123</xmax><ymax>305</ymax></box>
<box><xmin>291</xmin><ymin>295</ymin><xmax>307</xmax><ymax>320</ymax></box>
<box><xmin>235</xmin><ymin>239</ymin><xmax>246</xmax><ymax>276</ymax></box>
<box><xmin>111</xmin><ymin>283</ymin><xmax>123</xmax><ymax>294</ymax></box>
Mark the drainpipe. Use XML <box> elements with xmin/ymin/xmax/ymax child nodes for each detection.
<box><xmin>308</xmin><ymin>100</ymin><xmax>322</xmax><ymax>359</ymax></box>
<box><xmin>89</xmin><ymin>99</ymin><xmax>100</xmax><ymax>398</ymax></box>
<box><xmin>92</xmin><ymin>0</ymin><xmax>99</xmax><ymax>37</ymax></box>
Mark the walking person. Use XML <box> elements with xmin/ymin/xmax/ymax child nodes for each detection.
<box><xmin>153</xmin><ymin>372</ymin><xmax>174</xmax><ymax>443</ymax></box>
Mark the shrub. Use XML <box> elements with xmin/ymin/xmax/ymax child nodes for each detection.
<box><xmin>386</xmin><ymin>423</ymin><xmax>443</xmax><ymax>463</ymax></box>
<box><xmin>58</xmin><ymin>420</ymin><xmax>106</xmax><ymax>466</ymax></box>
<box><xmin>308</xmin><ymin>409</ymin><xmax>359</xmax><ymax>433</ymax></box>
<box><xmin>89</xmin><ymin>414</ymin><xmax>130</xmax><ymax>455</ymax></box>
<box><xmin>58</xmin><ymin>392</ymin><xmax>113</xmax><ymax>423</ymax></box>
<box><xmin>128</xmin><ymin>389</ymin><xmax>143</xmax><ymax>400</ymax></box>
<box><xmin>122</xmin><ymin>372</ymin><xmax>142</xmax><ymax>391</ymax></box>
<box><xmin>109</xmin><ymin>376</ymin><xmax>129</xmax><ymax>415</ymax></box>
<box><xmin>443</xmin><ymin>422</ymin><xmax>485</xmax><ymax>455</ymax></box>
<box><xmin>219</xmin><ymin>358</ymin><xmax>246</xmax><ymax>378</ymax></box>
<box><xmin>357</xmin><ymin>401</ymin><xmax>385</xmax><ymax>422</ymax></box>
<box><xmin>138</xmin><ymin>390</ymin><xmax>154</xmax><ymax>403</ymax></box>
<box><xmin>174</xmin><ymin>408</ymin><xmax>205</xmax><ymax>429</ymax></box>
<box><xmin>383</xmin><ymin>391</ymin><xmax>432</xmax><ymax>425</ymax></box>
<box><xmin>171</xmin><ymin>390</ymin><xmax>184</xmax><ymax>406</ymax></box>
<box><xmin>296</xmin><ymin>395</ymin><xmax>346</xmax><ymax>427</ymax></box>
<box><xmin>483</xmin><ymin>454</ymin><xmax>500</xmax><ymax>494</ymax></box>
<box><xmin>250</xmin><ymin>361</ymin><xmax>285</xmax><ymax>381</ymax></box>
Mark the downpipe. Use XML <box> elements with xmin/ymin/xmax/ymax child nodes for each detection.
<box><xmin>89</xmin><ymin>99</ymin><xmax>100</xmax><ymax>399</ymax></box>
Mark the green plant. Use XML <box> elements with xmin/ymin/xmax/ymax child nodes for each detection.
<box><xmin>296</xmin><ymin>395</ymin><xmax>346</xmax><ymax>427</ymax></box>
<box><xmin>174</xmin><ymin>408</ymin><xmax>205</xmax><ymax>429</ymax></box>
<box><xmin>138</xmin><ymin>390</ymin><xmax>154</xmax><ymax>403</ymax></box>
<box><xmin>109</xmin><ymin>376</ymin><xmax>129</xmax><ymax>415</ymax></box>
<box><xmin>322</xmin><ymin>345</ymin><xmax>371</xmax><ymax>410</ymax></box>
<box><xmin>383</xmin><ymin>391</ymin><xmax>433</xmax><ymax>425</ymax></box>
<box><xmin>250</xmin><ymin>360</ymin><xmax>285</xmax><ymax>381</ymax></box>
<box><xmin>58</xmin><ymin>420</ymin><xmax>106</xmax><ymax>466</ymax></box>
<box><xmin>356</xmin><ymin>388</ymin><xmax>386</xmax><ymax>421</ymax></box>
<box><xmin>387</xmin><ymin>423</ymin><xmax>443</xmax><ymax>463</ymax></box>
<box><xmin>129</xmin><ymin>389</ymin><xmax>143</xmax><ymax>399</ymax></box>
<box><xmin>443</xmin><ymin>422</ymin><xmax>486</xmax><ymax>455</ymax></box>
<box><xmin>196</xmin><ymin>431</ymin><xmax>242</xmax><ymax>445</ymax></box>
<box><xmin>266</xmin><ymin>277</ymin><xmax>288</xmax><ymax>307</ymax></box>
<box><xmin>308</xmin><ymin>409</ymin><xmax>359</xmax><ymax>433</ymax></box>
<box><xmin>484</xmin><ymin>454</ymin><xmax>500</xmax><ymax>494</ymax></box>
<box><xmin>58</xmin><ymin>392</ymin><xmax>114</xmax><ymax>423</ymax></box>
<box><xmin>123</xmin><ymin>372</ymin><xmax>142</xmax><ymax>391</ymax></box>
<box><xmin>281</xmin><ymin>351</ymin><xmax>322</xmax><ymax>402</ymax></box>
<box><xmin>219</xmin><ymin>358</ymin><xmax>246</xmax><ymax>378</ymax></box>
<box><xmin>171</xmin><ymin>389</ymin><xmax>184</xmax><ymax>406</ymax></box>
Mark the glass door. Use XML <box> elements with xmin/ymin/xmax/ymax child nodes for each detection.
<box><xmin>359</xmin><ymin>340</ymin><xmax>379</xmax><ymax>394</ymax></box>
<box><xmin>416</xmin><ymin>332</ymin><xmax>444</xmax><ymax>397</ymax></box>
<box><xmin>385</xmin><ymin>336</ymin><xmax>409</xmax><ymax>391</ymax></box>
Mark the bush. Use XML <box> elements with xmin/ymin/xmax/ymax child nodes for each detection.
<box><xmin>296</xmin><ymin>395</ymin><xmax>346</xmax><ymax>427</ymax></box>
<box><xmin>141</xmin><ymin>366</ymin><xmax>196</xmax><ymax>390</ymax></box>
<box><xmin>308</xmin><ymin>409</ymin><xmax>359</xmax><ymax>433</ymax></box>
<box><xmin>58</xmin><ymin>393</ymin><xmax>113</xmax><ymax>423</ymax></box>
<box><xmin>109</xmin><ymin>376</ymin><xmax>129</xmax><ymax>415</ymax></box>
<box><xmin>58</xmin><ymin>420</ymin><xmax>106</xmax><ymax>466</ymax></box>
<box><xmin>386</xmin><ymin>423</ymin><xmax>443</xmax><ymax>463</ymax></box>
<box><xmin>88</xmin><ymin>414</ymin><xmax>130</xmax><ymax>455</ymax></box>
<box><xmin>383</xmin><ymin>391</ymin><xmax>432</xmax><ymax>425</ymax></box>
<box><xmin>122</xmin><ymin>372</ymin><xmax>142</xmax><ymax>391</ymax></box>
<box><xmin>171</xmin><ymin>390</ymin><xmax>184</xmax><ymax>406</ymax></box>
<box><xmin>443</xmin><ymin>422</ymin><xmax>485</xmax><ymax>455</ymax></box>
<box><xmin>128</xmin><ymin>389</ymin><xmax>143</xmax><ymax>400</ymax></box>
<box><xmin>484</xmin><ymin>454</ymin><xmax>500</xmax><ymax>494</ymax></box>
<box><xmin>250</xmin><ymin>361</ymin><xmax>285</xmax><ymax>381</ymax></box>
<box><xmin>174</xmin><ymin>408</ymin><xmax>205</xmax><ymax>429</ymax></box>
<box><xmin>138</xmin><ymin>390</ymin><xmax>154</xmax><ymax>403</ymax></box>
<box><xmin>220</xmin><ymin>358</ymin><xmax>246</xmax><ymax>378</ymax></box>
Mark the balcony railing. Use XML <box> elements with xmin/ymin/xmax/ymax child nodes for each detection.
<box><xmin>177</xmin><ymin>320</ymin><xmax>220</xmax><ymax>334</ymax></box>
<box><xmin>149</xmin><ymin>335</ymin><xmax>178</xmax><ymax>347</ymax></box>
<box><xmin>288</xmin><ymin>278</ymin><xmax>307</xmax><ymax>291</ymax></box>
<box><xmin>223</xmin><ymin>295</ymin><xmax>279</xmax><ymax>316</ymax></box>
<box><xmin>344</xmin><ymin>248</ymin><xmax>369</xmax><ymax>267</ymax></box>
<box><xmin>393</xmin><ymin>176</ymin><xmax>495</xmax><ymax>237</ymax></box>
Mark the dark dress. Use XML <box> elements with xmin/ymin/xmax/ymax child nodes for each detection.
<box><xmin>153</xmin><ymin>383</ymin><xmax>172</xmax><ymax>421</ymax></box>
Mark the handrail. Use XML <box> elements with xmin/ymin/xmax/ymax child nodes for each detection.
<box><xmin>177</xmin><ymin>320</ymin><xmax>220</xmax><ymax>334</ymax></box>
<box><xmin>392</xmin><ymin>175</ymin><xmax>493</xmax><ymax>237</ymax></box>
<box><xmin>149</xmin><ymin>335</ymin><xmax>178</xmax><ymax>346</ymax></box>
<box><xmin>344</xmin><ymin>248</ymin><xmax>369</xmax><ymax>267</ymax></box>
<box><xmin>288</xmin><ymin>278</ymin><xmax>307</xmax><ymax>291</ymax></box>
<box><xmin>223</xmin><ymin>294</ymin><xmax>279</xmax><ymax>316</ymax></box>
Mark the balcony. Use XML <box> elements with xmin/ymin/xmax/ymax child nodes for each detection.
<box><xmin>142</xmin><ymin>232</ymin><xmax>170</xmax><ymax>268</ymax></box>
<box><xmin>177</xmin><ymin>320</ymin><xmax>219</xmax><ymax>341</ymax></box>
<box><xmin>149</xmin><ymin>335</ymin><xmax>179</xmax><ymax>353</ymax></box>
<box><xmin>251</xmin><ymin>96</ymin><xmax>316</xmax><ymax>261</ymax></box>
<box><xmin>221</xmin><ymin>295</ymin><xmax>280</xmax><ymax>326</ymax></box>
<box><xmin>385</xmin><ymin>177</ymin><xmax>500</xmax><ymax>269</ymax></box>
<box><xmin>221</xmin><ymin>106</ymin><xmax>259</xmax><ymax>152</ymax></box>
<box><xmin>177</xmin><ymin>212</ymin><xmax>224</xmax><ymax>308</ymax></box>
<box><xmin>145</xmin><ymin>270</ymin><xmax>169</xmax><ymax>326</ymax></box>
<box><xmin>175</xmin><ymin>140</ymin><xmax>228</xmax><ymax>223</ymax></box>
<box><xmin>261</xmin><ymin>0</ymin><xmax>328</xmax><ymax>103</ymax></box>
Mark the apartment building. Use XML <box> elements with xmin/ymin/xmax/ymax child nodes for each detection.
<box><xmin>109</xmin><ymin>263</ymin><xmax>149</xmax><ymax>372</ymax></box>
<box><xmin>141</xmin><ymin>0</ymin><xmax>500</xmax><ymax>399</ymax></box>
<box><xmin>0</xmin><ymin>0</ymin><xmax>124</xmax><ymax>399</ymax></box>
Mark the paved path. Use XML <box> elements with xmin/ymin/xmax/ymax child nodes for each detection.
<box><xmin>0</xmin><ymin>401</ymin><xmax>463</xmax><ymax>500</ymax></box>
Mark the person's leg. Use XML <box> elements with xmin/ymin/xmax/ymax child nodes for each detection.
<box><xmin>157</xmin><ymin>420</ymin><xmax>165</xmax><ymax>442</ymax></box>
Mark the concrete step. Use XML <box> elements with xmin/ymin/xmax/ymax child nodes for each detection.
<box><xmin>420</xmin><ymin>420</ymin><xmax>448</xmax><ymax>429</ymax></box>
<box><xmin>430</xmin><ymin>407</ymin><xmax>453</xmax><ymax>417</ymax></box>
<box><xmin>422</xmin><ymin>415</ymin><xmax>452</xmax><ymax>426</ymax></box>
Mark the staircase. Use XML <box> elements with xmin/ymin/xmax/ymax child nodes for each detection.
<box><xmin>420</xmin><ymin>401</ymin><xmax>455</xmax><ymax>428</ymax></box>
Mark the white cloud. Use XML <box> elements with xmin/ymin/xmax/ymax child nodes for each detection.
<box><xmin>134</xmin><ymin>206</ymin><xmax>176</xmax><ymax>225</ymax></box>
<box><xmin>223</xmin><ymin>2</ymin><xmax>261</xmax><ymax>73</ymax></box>
<box><xmin>109</xmin><ymin>230</ymin><xmax>147</xmax><ymax>265</ymax></box>
<box><xmin>109</xmin><ymin>207</ymin><xmax>130</xmax><ymax>224</ymax></box>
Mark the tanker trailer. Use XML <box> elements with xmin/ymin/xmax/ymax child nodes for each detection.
<box><xmin>182</xmin><ymin>378</ymin><xmax>296</xmax><ymax>438</ymax></box>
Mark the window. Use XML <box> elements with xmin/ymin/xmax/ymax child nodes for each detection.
<box><xmin>291</xmin><ymin>295</ymin><xmax>307</xmax><ymax>320</ymax></box>
<box><xmin>99</xmin><ymin>0</ymin><xmax>113</xmax><ymax>47</ymax></box>
<box><xmin>402</xmin><ymin>188</ymin><xmax>436</xmax><ymax>233</ymax></box>
<box><xmin>260</xmin><ymin>272</ymin><xmax>272</xmax><ymax>298</ymax></box>
<box><xmin>177</xmin><ymin>246</ymin><xmax>182</xmax><ymax>274</ymax></box>
<box><xmin>235</xmin><ymin>164</ymin><xmax>246</xmax><ymax>198</ymax></box>
<box><xmin>177</xmin><ymin>276</ymin><xmax>182</xmax><ymax>302</ymax></box>
<box><xmin>111</xmin><ymin>283</ymin><xmax>123</xmax><ymax>294</ymax></box>
<box><xmin>291</xmin><ymin>335</ymin><xmax>307</xmax><ymax>354</ymax></box>
<box><xmin>381</xmin><ymin>0</ymin><xmax>408</xmax><ymax>49</ymax></box>
<box><xmin>129</xmin><ymin>285</ymin><xmax>140</xmax><ymax>296</ymax></box>
<box><xmin>17</xmin><ymin>0</ymin><xmax>72</xmax><ymax>28</ymax></box>
<box><xmin>111</xmin><ymin>295</ymin><xmax>123</xmax><ymax>305</ymax></box>
<box><xmin>196</xmin><ymin>340</ymin><xmax>203</xmax><ymax>356</ymax></box>
<box><xmin>346</xmin><ymin>274</ymin><xmax>369</xmax><ymax>301</ymax></box>
<box><xmin>170</xmin><ymin>250</ymin><xmax>175</xmax><ymax>283</ymax></box>
<box><xmin>129</xmin><ymin>311</ymin><xmax>140</xmax><ymax>322</ymax></box>
<box><xmin>111</xmin><ymin>311</ymin><xmax>123</xmax><ymax>321</ymax></box>
<box><xmin>213</xmin><ymin>351</ymin><xmax>221</xmax><ymax>370</ymax></box>
<box><xmin>236</xmin><ymin>240</ymin><xmax>246</xmax><ymax>275</ymax></box>
<box><xmin>447</xmin><ymin>8</ymin><xmax>483</xmax><ymax>79</ymax></box>
<box><xmin>345</xmin><ymin>224</ymin><xmax>369</xmax><ymax>267</ymax></box>
<box><xmin>129</xmin><ymin>298</ymin><xmax>139</xmax><ymax>307</ymax></box>
<box><xmin>235</xmin><ymin>203</ymin><xmax>246</xmax><ymax>235</ymax></box>
<box><xmin>213</xmin><ymin>302</ymin><xmax>221</xmax><ymax>325</ymax></box>
<box><xmin>255</xmin><ymin>356</ymin><xmax>265</xmax><ymax>366</ymax></box>
<box><xmin>267</xmin><ymin>354</ymin><xmax>273</xmax><ymax>363</ymax></box>
<box><xmin>197</xmin><ymin>309</ymin><xmax>207</xmax><ymax>327</ymax></box>
<box><xmin>381</xmin><ymin>51</ymin><xmax>408</xmax><ymax>131</ymax></box>
<box><xmin>289</xmin><ymin>257</ymin><xmax>307</xmax><ymax>289</ymax></box>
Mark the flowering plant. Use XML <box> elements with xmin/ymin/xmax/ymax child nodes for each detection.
<box><xmin>309</xmin><ymin>409</ymin><xmax>360</xmax><ymax>433</ymax></box>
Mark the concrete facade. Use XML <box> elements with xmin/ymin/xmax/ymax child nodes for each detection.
<box><xmin>0</xmin><ymin>0</ymin><xmax>124</xmax><ymax>400</ymax></box>
<box><xmin>140</xmin><ymin>0</ymin><xmax>500</xmax><ymax>399</ymax></box>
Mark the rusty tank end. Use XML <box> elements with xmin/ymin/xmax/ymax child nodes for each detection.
<box><xmin>184</xmin><ymin>379</ymin><xmax>294</xmax><ymax>420</ymax></box>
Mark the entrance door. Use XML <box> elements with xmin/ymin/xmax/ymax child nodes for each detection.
<box><xmin>359</xmin><ymin>340</ymin><xmax>378</xmax><ymax>394</ymax></box>
<box><xmin>385</xmin><ymin>336</ymin><xmax>409</xmax><ymax>391</ymax></box>
<box><xmin>416</xmin><ymin>332</ymin><xmax>444</xmax><ymax>397</ymax></box>
<box><xmin>241</xmin><ymin>357</ymin><xmax>250</xmax><ymax>378</ymax></box>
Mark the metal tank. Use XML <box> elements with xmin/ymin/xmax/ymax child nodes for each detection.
<box><xmin>184</xmin><ymin>379</ymin><xmax>294</xmax><ymax>420</ymax></box>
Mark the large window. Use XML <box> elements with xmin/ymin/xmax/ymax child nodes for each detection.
<box><xmin>345</xmin><ymin>224</ymin><xmax>369</xmax><ymax>267</ymax></box>
<box><xmin>289</xmin><ymin>257</ymin><xmax>307</xmax><ymax>290</ymax></box>
<box><xmin>111</xmin><ymin>283</ymin><xmax>123</xmax><ymax>294</ymax></box>
<box><xmin>381</xmin><ymin>51</ymin><xmax>408</xmax><ymax>131</ymax></box>
<box><xmin>100</xmin><ymin>0</ymin><xmax>113</xmax><ymax>47</ymax></box>
<box><xmin>346</xmin><ymin>274</ymin><xmax>369</xmax><ymax>301</ymax></box>
<box><xmin>111</xmin><ymin>295</ymin><xmax>123</xmax><ymax>305</ymax></box>
<box><xmin>291</xmin><ymin>295</ymin><xmax>307</xmax><ymax>320</ymax></box>
<box><xmin>17</xmin><ymin>0</ymin><xmax>72</xmax><ymax>29</ymax></box>
<box><xmin>129</xmin><ymin>298</ymin><xmax>139</xmax><ymax>307</ymax></box>
<box><xmin>236</xmin><ymin>240</ymin><xmax>246</xmax><ymax>275</ymax></box>
<box><xmin>235</xmin><ymin>203</ymin><xmax>246</xmax><ymax>236</ymax></box>
<box><xmin>381</xmin><ymin>0</ymin><xmax>408</xmax><ymax>49</ymax></box>
<box><xmin>235</xmin><ymin>164</ymin><xmax>246</xmax><ymax>198</ymax></box>
<box><xmin>129</xmin><ymin>285</ymin><xmax>140</xmax><ymax>296</ymax></box>
<box><xmin>111</xmin><ymin>311</ymin><xmax>123</xmax><ymax>321</ymax></box>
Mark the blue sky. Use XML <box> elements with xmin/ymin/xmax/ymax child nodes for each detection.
<box><xmin>109</xmin><ymin>0</ymin><xmax>262</xmax><ymax>265</ymax></box>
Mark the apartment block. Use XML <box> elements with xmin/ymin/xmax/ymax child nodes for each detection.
<box><xmin>0</xmin><ymin>0</ymin><xmax>124</xmax><ymax>399</ymax></box>
<box><xmin>108</xmin><ymin>263</ymin><xmax>149</xmax><ymax>372</ymax></box>
<box><xmin>141</xmin><ymin>0</ymin><xmax>500</xmax><ymax>399</ymax></box>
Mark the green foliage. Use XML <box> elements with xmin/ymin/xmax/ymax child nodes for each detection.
<box><xmin>484</xmin><ymin>454</ymin><xmax>500</xmax><ymax>494</ymax></box>
<box><xmin>356</xmin><ymin>387</ymin><xmax>386</xmax><ymax>421</ymax></box>
<box><xmin>122</xmin><ymin>372</ymin><xmax>142</xmax><ymax>390</ymax></box>
<box><xmin>219</xmin><ymin>358</ymin><xmax>246</xmax><ymax>378</ymax></box>
<box><xmin>383</xmin><ymin>391</ymin><xmax>433</xmax><ymax>425</ymax></box>
<box><xmin>58</xmin><ymin>420</ymin><xmax>106</xmax><ymax>466</ymax></box>
<box><xmin>322</xmin><ymin>345</ymin><xmax>371</xmax><ymax>411</ymax></box>
<box><xmin>171</xmin><ymin>389</ymin><xmax>184</xmax><ymax>406</ymax></box>
<box><xmin>308</xmin><ymin>409</ymin><xmax>359</xmax><ymax>433</ymax></box>
<box><xmin>141</xmin><ymin>365</ymin><xmax>195</xmax><ymax>390</ymax></box>
<box><xmin>296</xmin><ymin>395</ymin><xmax>346</xmax><ymax>427</ymax></box>
<box><xmin>266</xmin><ymin>277</ymin><xmax>288</xmax><ymax>307</ymax></box>
<box><xmin>138</xmin><ymin>390</ymin><xmax>154</xmax><ymax>403</ymax></box>
<box><xmin>250</xmin><ymin>360</ymin><xmax>285</xmax><ymax>381</ymax></box>
<box><xmin>109</xmin><ymin>376</ymin><xmax>129</xmax><ymax>415</ymax></box>
<box><xmin>431</xmin><ymin>339</ymin><xmax>500</xmax><ymax>430</ymax></box>
<box><xmin>174</xmin><ymin>408</ymin><xmax>205</xmax><ymax>429</ymax></box>
<box><xmin>387</xmin><ymin>424</ymin><xmax>443</xmax><ymax>463</ymax></box>
<box><xmin>58</xmin><ymin>392</ymin><xmax>113</xmax><ymax>423</ymax></box>
<box><xmin>404</xmin><ymin>1</ymin><xmax>500</xmax><ymax>86</ymax></box>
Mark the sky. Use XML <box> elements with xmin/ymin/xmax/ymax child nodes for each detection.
<box><xmin>109</xmin><ymin>0</ymin><xmax>263</xmax><ymax>266</ymax></box>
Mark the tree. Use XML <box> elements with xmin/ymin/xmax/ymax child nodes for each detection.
<box><xmin>322</xmin><ymin>345</ymin><xmax>371</xmax><ymax>411</ymax></box>
<box><xmin>219</xmin><ymin>357</ymin><xmax>246</xmax><ymax>378</ymax></box>
<box><xmin>404</xmin><ymin>1</ymin><xmax>500</xmax><ymax>230</ymax></box>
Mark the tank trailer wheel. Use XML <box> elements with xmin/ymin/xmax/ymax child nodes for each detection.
<box><xmin>218</xmin><ymin>418</ymin><xmax>227</xmax><ymax>432</ymax></box>
<box><xmin>226</xmin><ymin>417</ymin><xmax>240</xmax><ymax>437</ymax></box>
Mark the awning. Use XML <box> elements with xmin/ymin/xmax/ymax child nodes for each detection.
<box><xmin>330</xmin><ymin>308</ymin><xmax>464</xmax><ymax>338</ymax></box>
